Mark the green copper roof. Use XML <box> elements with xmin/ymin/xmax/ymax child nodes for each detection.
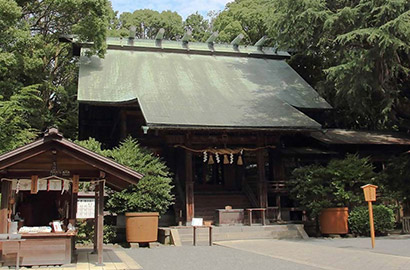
<box><xmin>101</xmin><ymin>37</ymin><xmax>291</xmax><ymax>58</ymax></box>
<box><xmin>78</xmin><ymin>48</ymin><xmax>331</xmax><ymax>129</ymax></box>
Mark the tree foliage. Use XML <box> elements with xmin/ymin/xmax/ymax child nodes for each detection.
<box><xmin>77</xmin><ymin>137</ymin><xmax>174</xmax><ymax>215</ymax></box>
<box><xmin>0</xmin><ymin>0</ymin><xmax>112</xmax><ymax>153</ymax></box>
<box><xmin>113</xmin><ymin>9</ymin><xmax>184</xmax><ymax>40</ymax></box>
<box><xmin>268</xmin><ymin>0</ymin><xmax>410</xmax><ymax>130</ymax></box>
<box><xmin>184</xmin><ymin>12</ymin><xmax>211</xmax><ymax>42</ymax></box>
<box><xmin>213</xmin><ymin>0</ymin><xmax>273</xmax><ymax>44</ymax></box>
<box><xmin>381</xmin><ymin>155</ymin><xmax>410</xmax><ymax>214</ymax></box>
<box><xmin>291</xmin><ymin>154</ymin><xmax>377</xmax><ymax>217</ymax></box>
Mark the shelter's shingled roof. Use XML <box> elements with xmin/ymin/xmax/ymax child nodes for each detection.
<box><xmin>311</xmin><ymin>129</ymin><xmax>410</xmax><ymax>145</ymax></box>
<box><xmin>0</xmin><ymin>128</ymin><xmax>143</xmax><ymax>190</ymax></box>
<box><xmin>77</xmin><ymin>38</ymin><xmax>331</xmax><ymax>130</ymax></box>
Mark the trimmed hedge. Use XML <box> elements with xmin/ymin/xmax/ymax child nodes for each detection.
<box><xmin>348</xmin><ymin>205</ymin><xmax>395</xmax><ymax>236</ymax></box>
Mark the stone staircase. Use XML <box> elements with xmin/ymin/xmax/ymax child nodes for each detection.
<box><xmin>194</xmin><ymin>192</ymin><xmax>252</xmax><ymax>224</ymax></box>
<box><xmin>160</xmin><ymin>224</ymin><xmax>308</xmax><ymax>246</ymax></box>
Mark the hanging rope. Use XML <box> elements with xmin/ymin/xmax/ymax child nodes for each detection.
<box><xmin>174</xmin><ymin>145</ymin><xmax>276</xmax><ymax>154</ymax></box>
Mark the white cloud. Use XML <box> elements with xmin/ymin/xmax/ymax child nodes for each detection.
<box><xmin>110</xmin><ymin>0</ymin><xmax>232</xmax><ymax>19</ymax></box>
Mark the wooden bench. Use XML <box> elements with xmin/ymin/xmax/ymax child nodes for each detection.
<box><xmin>246</xmin><ymin>208</ymin><xmax>266</xmax><ymax>226</ymax></box>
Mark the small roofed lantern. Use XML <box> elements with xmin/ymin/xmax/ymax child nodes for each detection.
<box><xmin>361</xmin><ymin>184</ymin><xmax>378</xmax><ymax>202</ymax></box>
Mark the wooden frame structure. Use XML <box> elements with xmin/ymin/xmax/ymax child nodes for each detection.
<box><xmin>0</xmin><ymin>128</ymin><xmax>142</xmax><ymax>266</ymax></box>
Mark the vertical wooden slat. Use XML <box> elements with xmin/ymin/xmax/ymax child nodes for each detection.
<box><xmin>185</xmin><ymin>149</ymin><xmax>194</xmax><ymax>223</ymax></box>
<box><xmin>97</xmin><ymin>181</ymin><xmax>104</xmax><ymax>265</ymax></box>
<box><xmin>0</xmin><ymin>181</ymin><xmax>11</xmax><ymax>233</ymax></box>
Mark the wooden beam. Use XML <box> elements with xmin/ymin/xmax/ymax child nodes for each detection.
<box><xmin>0</xmin><ymin>181</ymin><xmax>11</xmax><ymax>233</ymax></box>
<box><xmin>97</xmin><ymin>181</ymin><xmax>105</xmax><ymax>265</ymax></box>
<box><xmin>185</xmin><ymin>149</ymin><xmax>194</xmax><ymax>223</ymax></box>
<box><xmin>0</xmin><ymin>147</ymin><xmax>48</xmax><ymax>171</ymax></box>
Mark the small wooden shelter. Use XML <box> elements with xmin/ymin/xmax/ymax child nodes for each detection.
<box><xmin>0</xmin><ymin>128</ymin><xmax>142</xmax><ymax>266</ymax></box>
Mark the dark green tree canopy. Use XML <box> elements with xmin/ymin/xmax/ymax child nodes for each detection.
<box><xmin>0</xmin><ymin>0</ymin><xmax>112</xmax><ymax>152</ymax></box>
<box><xmin>213</xmin><ymin>0</ymin><xmax>273</xmax><ymax>44</ymax></box>
<box><xmin>268</xmin><ymin>0</ymin><xmax>410</xmax><ymax>130</ymax></box>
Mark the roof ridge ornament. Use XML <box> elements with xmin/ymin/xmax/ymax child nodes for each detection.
<box><xmin>181</xmin><ymin>29</ymin><xmax>192</xmax><ymax>49</ymax></box>
<box><xmin>231</xmin><ymin>34</ymin><xmax>244</xmax><ymax>50</ymax></box>
<box><xmin>155</xmin><ymin>28</ymin><xmax>165</xmax><ymax>47</ymax></box>
<box><xmin>44</xmin><ymin>127</ymin><xmax>63</xmax><ymax>139</ymax></box>
<box><xmin>206</xmin><ymin>31</ymin><xmax>218</xmax><ymax>51</ymax></box>
<box><xmin>254</xmin><ymin>36</ymin><xmax>268</xmax><ymax>50</ymax></box>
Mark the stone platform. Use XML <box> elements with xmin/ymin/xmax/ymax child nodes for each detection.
<box><xmin>159</xmin><ymin>224</ymin><xmax>308</xmax><ymax>246</ymax></box>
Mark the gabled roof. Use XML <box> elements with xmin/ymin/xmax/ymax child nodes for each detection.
<box><xmin>0</xmin><ymin>128</ymin><xmax>143</xmax><ymax>190</ymax></box>
<box><xmin>77</xmin><ymin>39</ymin><xmax>331</xmax><ymax>130</ymax></box>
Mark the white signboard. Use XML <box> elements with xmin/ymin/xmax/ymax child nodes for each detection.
<box><xmin>77</xmin><ymin>198</ymin><xmax>95</xmax><ymax>219</ymax></box>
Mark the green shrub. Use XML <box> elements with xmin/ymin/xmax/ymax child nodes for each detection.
<box><xmin>76</xmin><ymin>137</ymin><xmax>174</xmax><ymax>215</ymax></box>
<box><xmin>291</xmin><ymin>154</ymin><xmax>377</xmax><ymax>217</ymax></box>
<box><xmin>76</xmin><ymin>219</ymin><xmax>117</xmax><ymax>244</ymax></box>
<box><xmin>348</xmin><ymin>205</ymin><xmax>395</xmax><ymax>236</ymax></box>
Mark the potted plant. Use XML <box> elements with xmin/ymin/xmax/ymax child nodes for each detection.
<box><xmin>290</xmin><ymin>154</ymin><xmax>377</xmax><ymax>235</ymax></box>
<box><xmin>106</xmin><ymin>138</ymin><xmax>174</xmax><ymax>243</ymax></box>
<box><xmin>78</xmin><ymin>137</ymin><xmax>174</xmax><ymax>243</ymax></box>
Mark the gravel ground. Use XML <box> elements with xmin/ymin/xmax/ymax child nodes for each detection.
<box><xmin>123</xmin><ymin>235</ymin><xmax>410</xmax><ymax>270</ymax></box>
<box><xmin>295</xmin><ymin>234</ymin><xmax>410</xmax><ymax>257</ymax></box>
<box><xmin>125</xmin><ymin>245</ymin><xmax>320</xmax><ymax>270</ymax></box>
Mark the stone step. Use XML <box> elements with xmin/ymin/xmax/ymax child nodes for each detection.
<box><xmin>164</xmin><ymin>224</ymin><xmax>306</xmax><ymax>246</ymax></box>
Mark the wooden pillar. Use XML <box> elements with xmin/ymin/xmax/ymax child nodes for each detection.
<box><xmin>185</xmin><ymin>149</ymin><xmax>194</xmax><ymax>224</ymax></box>
<box><xmin>271</xmin><ymin>149</ymin><xmax>285</xmax><ymax>219</ymax></box>
<box><xmin>0</xmin><ymin>181</ymin><xmax>11</xmax><ymax>233</ymax></box>
<box><xmin>97</xmin><ymin>181</ymin><xmax>105</xmax><ymax>265</ymax></box>
<box><xmin>256</xmin><ymin>148</ymin><xmax>268</xmax><ymax>209</ymax></box>
<box><xmin>93</xmin><ymin>185</ymin><xmax>99</xmax><ymax>253</ymax></box>
<box><xmin>70</xmin><ymin>175</ymin><xmax>79</xmax><ymax>220</ymax></box>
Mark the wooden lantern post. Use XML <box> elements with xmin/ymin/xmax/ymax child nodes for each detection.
<box><xmin>361</xmin><ymin>184</ymin><xmax>378</xmax><ymax>248</ymax></box>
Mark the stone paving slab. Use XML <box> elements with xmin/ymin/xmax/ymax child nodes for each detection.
<box><xmin>215</xmin><ymin>239</ymin><xmax>410</xmax><ymax>270</ymax></box>
<box><xmin>1</xmin><ymin>249</ymin><xmax>142</xmax><ymax>270</ymax></box>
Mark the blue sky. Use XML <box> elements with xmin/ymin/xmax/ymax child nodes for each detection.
<box><xmin>110</xmin><ymin>0</ymin><xmax>232</xmax><ymax>19</ymax></box>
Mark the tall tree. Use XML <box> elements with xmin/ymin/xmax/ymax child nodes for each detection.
<box><xmin>213</xmin><ymin>0</ymin><xmax>273</xmax><ymax>44</ymax></box>
<box><xmin>184</xmin><ymin>12</ymin><xmax>211</xmax><ymax>42</ymax></box>
<box><xmin>0</xmin><ymin>0</ymin><xmax>111</xmax><ymax>152</ymax></box>
<box><xmin>268</xmin><ymin>0</ymin><xmax>410</xmax><ymax>130</ymax></box>
<box><xmin>117</xmin><ymin>9</ymin><xmax>183</xmax><ymax>40</ymax></box>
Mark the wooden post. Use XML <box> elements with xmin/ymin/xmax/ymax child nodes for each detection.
<box><xmin>0</xmin><ymin>181</ymin><xmax>11</xmax><ymax>233</ymax></box>
<box><xmin>368</xmin><ymin>201</ymin><xmax>375</xmax><ymax>249</ymax></box>
<box><xmin>70</xmin><ymin>175</ymin><xmax>79</xmax><ymax>220</ymax></box>
<box><xmin>96</xmin><ymin>180</ymin><xmax>105</xmax><ymax>265</ymax></box>
<box><xmin>361</xmin><ymin>184</ymin><xmax>378</xmax><ymax>249</ymax></box>
<box><xmin>276</xmin><ymin>195</ymin><xmax>282</xmax><ymax>221</ymax></box>
<box><xmin>185</xmin><ymin>149</ymin><xmax>194</xmax><ymax>224</ymax></box>
<box><xmin>256</xmin><ymin>149</ymin><xmax>268</xmax><ymax>208</ymax></box>
<box><xmin>93</xmin><ymin>184</ymin><xmax>99</xmax><ymax>253</ymax></box>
